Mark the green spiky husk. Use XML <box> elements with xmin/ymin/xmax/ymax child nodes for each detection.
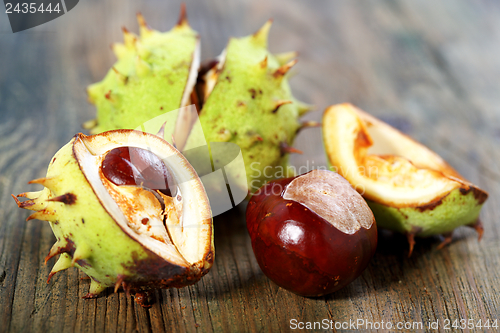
<box><xmin>23</xmin><ymin>137</ymin><xmax>200</xmax><ymax>297</ymax></box>
<box><xmin>87</xmin><ymin>18</ymin><xmax>311</xmax><ymax>193</ymax></box>
<box><xmin>87</xmin><ymin>23</ymin><xmax>198</xmax><ymax>134</ymax></box>
<box><xmin>367</xmin><ymin>188</ymin><xmax>485</xmax><ymax>237</ymax></box>
<box><xmin>198</xmin><ymin>28</ymin><xmax>305</xmax><ymax>192</ymax></box>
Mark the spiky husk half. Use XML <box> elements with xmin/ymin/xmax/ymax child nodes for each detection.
<box><xmin>13</xmin><ymin>130</ymin><xmax>214</xmax><ymax>305</ymax></box>
<box><xmin>86</xmin><ymin>8</ymin><xmax>200</xmax><ymax>134</ymax></box>
<box><xmin>322</xmin><ymin>103</ymin><xmax>488</xmax><ymax>255</ymax></box>
<box><xmin>197</xmin><ymin>20</ymin><xmax>314</xmax><ymax>191</ymax></box>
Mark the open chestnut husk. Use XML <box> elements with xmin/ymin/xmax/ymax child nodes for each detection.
<box><xmin>246</xmin><ymin>170</ymin><xmax>377</xmax><ymax>297</ymax></box>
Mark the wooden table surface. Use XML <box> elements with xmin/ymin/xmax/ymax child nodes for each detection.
<box><xmin>1</xmin><ymin>0</ymin><xmax>499</xmax><ymax>332</ymax></box>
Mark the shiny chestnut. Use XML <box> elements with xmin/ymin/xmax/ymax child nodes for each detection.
<box><xmin>246</xmin><ymin>170</ymin><xmax>377</xmax><ymax>297</ymax></box>
<box><xmin>102</xmin><ymin>146</ymin><xmax>176</xmax><ymax>197</ymax></box>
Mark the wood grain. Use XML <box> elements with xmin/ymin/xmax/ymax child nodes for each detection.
<box><xmin>1</xmin><ymin>0</ymin><xmax>499</xmax><ymax>332</ymax></box>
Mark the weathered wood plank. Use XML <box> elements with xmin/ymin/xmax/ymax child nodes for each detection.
<box><xmin>1</xmin><ymin>0</ymin><xmax>499</xmax><ymax>332</ymax></box>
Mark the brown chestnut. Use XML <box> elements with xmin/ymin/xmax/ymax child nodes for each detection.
<box><xmin>101</xmin><ymin>146</ymin><xmax>176</xmax><ymax>197</ymax></box>
<box><xmin>246</xmin><ymin>170</ymin><xmax>377</xmax><ymax>297</ymax></box>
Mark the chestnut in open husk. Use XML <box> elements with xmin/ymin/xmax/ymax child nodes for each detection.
<box><xmin>246</xmin><ymin>170</ymin><xmax>377</xmax><ymax>296</ymax></box>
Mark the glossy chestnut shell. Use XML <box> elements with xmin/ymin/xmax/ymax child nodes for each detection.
<box><xmin>102</xmin><ymin>146</ymin><xmax>176</xmax><ymax>196</ymax></box>
<box><xmin>246</xmin><ymin>170</ymin><xmax>377</xmax><ymax>297</ymax></box>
